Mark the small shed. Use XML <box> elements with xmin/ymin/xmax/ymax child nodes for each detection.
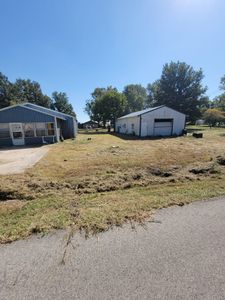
<box><xmin>0</xmin><ymin>103</ymin><xmax>77</xmax><ymax>147</ymax></box>
<box><xmin>116</xmin><ymin>105</ymin><xmax>186</xmax><ymax>137</ymax></box>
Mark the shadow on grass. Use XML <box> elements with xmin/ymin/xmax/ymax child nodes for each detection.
<box><xmin>111</xmin><ymin>132</ymin><xmax>182</xmax><ymax>141</ymax></box>
<box><xmin>78</xmin><ymin>129</ymin><xmax>109</xmax><ymax>135</ymax></box>
<box><xmin>186</xmin><ymin>128</ymin><xmax>205</xmax><ymax>133</ymax></box>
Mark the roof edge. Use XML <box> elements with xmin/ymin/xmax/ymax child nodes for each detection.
<box><xmin>23</xmin><ymin>103</ymin><xmax>76</xmax><ymax>119</ymax></box>
<box><xmin>0</xmin><ymin>103</ymin><xmax>66</xmax><ymax>120</ymax></box>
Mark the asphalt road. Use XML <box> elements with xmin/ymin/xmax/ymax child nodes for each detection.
<box><xmin>1</xmin><ymin>197</ymin><xmax>225</xmax><ymax>300</ymax></box>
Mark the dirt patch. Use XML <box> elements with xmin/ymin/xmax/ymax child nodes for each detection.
<box><xmin>189</xmin><ymin>164</ymin><xmax>219</xmax><ymax>175</ymax></box>
<box><xmin>0</xmin><ymin>189</ymin><xmax>33</xmax><ymax>202</ymax></box>
<box><xmin>217</xmin><ymin>156</ymin><xmax>225</xmax><ymax>166</ymax></box>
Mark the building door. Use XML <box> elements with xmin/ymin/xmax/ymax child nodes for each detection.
<box><xmin>10</xmin><ymin>123</ymin><xmax>25</xmax><ymax>146</ymax></box>
<box><xmin>153</xmin><ymin>119</ymin><xmax>173</xmax><ymax>136</ymax></box>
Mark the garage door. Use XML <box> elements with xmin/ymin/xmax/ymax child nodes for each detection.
<box><xmin>153</xmin><ymin>119</ymin><xmax>173</xmax><ymax>136</ymax></box>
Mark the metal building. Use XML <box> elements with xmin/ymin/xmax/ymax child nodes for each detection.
<box><xmin>116</xmin><ymin>106</ymin><xmax>186</xmax><ymax>137</ymax></box>
<box><xmin>0</xmin><ymin>103</ymin><xmax>77</xmax><ymax>147</ymax></box>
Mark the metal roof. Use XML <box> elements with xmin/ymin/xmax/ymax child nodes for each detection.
<box><xmin>117</xmin><ymin>106</ymin><xmax>165</xmax><ymax>119</ymax></box>
<box><xmin>0</xmin><ymin>103</ymin><xmax>69</xmax><ymax>120</ymax></box>
<box><xmin>23</xmin><ymin>103</ymin><xmax>73</xmax><ymax>120</ymax></box>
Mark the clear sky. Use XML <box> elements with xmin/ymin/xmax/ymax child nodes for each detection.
<box><xmin>0</xmin><ymin>0</ymin><xmax>225</xmax><ymax>122</ymax></box>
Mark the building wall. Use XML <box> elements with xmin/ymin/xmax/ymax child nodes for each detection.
<box><xmin>116</xmin><ymin>107</ymin><xmax>185</xmax><ymax>137</ymax></box>
<box><xmin>0</xmin><ymin>138</ymin><xmax>13</xmax><ymax>147</ymax></box>
<box><xmin>116</xmin><ymin>116</ymin><xmax>140</xmax><ymax>136</ymax></box>
<box><xmin>63</xmin><ymin>116</ymin><xmax>77</xmax><ymax>139</ymax></box>
<box><xmin>24</xmin><ymin>103</ymin><xmax>77</xmax><ymax>139</ymax></box>
<box><xmin>0</xmin><ymin>105</ymin><xmax>77</xmax><ymax>147</ymax></box>
<box><xmin>0</xmin><ymin>106</ymin><xmax>57</xmax><ymax>147</ymax></box>
<box><xmin>141</xmin><ymin>107</ymin><xmax>185</xmax><ymax>137</ymax></box>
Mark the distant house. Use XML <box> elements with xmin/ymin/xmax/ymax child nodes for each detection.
<box><xmin>0</xmin><ymin>103</ymin><xmax>77</xmax><ymax>147</ymax></box>
<box><xmin>116</xmin><ymin>105</ymin><xmax>186</xmax><ymax>137</ymax></box>
<box><xmin>80</xmin><ymin>120</ymin><xmax>99</xmax><ymax>129</ymax></box>
<box><xmin>195</xmin><ymin>119</ymin><xmax>205</xmax><ymax>126</ymax></box>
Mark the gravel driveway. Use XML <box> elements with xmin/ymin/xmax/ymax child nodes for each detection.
<box><xmin>0</xmin><ymin>146</ymin><xmax>49</xmax><ymax>175</ymax></box>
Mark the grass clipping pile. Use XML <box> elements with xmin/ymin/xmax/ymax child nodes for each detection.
<box><xmin>1</xmin><ymin>130</ymin><xmax>225</xmax><ymax>243</ymax></box>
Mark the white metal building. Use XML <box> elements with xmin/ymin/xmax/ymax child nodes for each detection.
<box><xmin>115</xmin><ymin>105</ymin><xmax>186</xmax><ymax>137</ymax></box>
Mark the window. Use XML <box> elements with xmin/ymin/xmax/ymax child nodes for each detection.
<box><xmin>24</xmin><ymin>123</ymin><xmax>35</xmax><ymax>137</ymax></box>
<box><xmin>131</xmin><ymin>124</ymin><xmax>134</xmax><ymax>130</ymax></box>
<box><xmin>0</xmin><ymin>124</ymin><xmax>10</xmax><ymax>139</ymax></box>
<box><xmin>47</xmin><ymin>123</ymin><xmax>55</xmax><ymax>136</ymax></box>
<box><xmin>13</xmin><ymin>132</ymin><xmax>23</xmax><ymax>139</ymax></box>
<box><xmin>36</xmin><ymin>123</ymin><xmax>46</xmax><ymax>136</ymax></box>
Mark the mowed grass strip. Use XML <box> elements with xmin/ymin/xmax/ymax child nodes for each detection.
<box><xmin>1</xmin><ymin>126</ymin><xmax>225</xmax><ymax>243</ymax></box>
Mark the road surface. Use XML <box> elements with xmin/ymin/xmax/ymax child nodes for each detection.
<box><xmin>1</xmin><ymin>197</ymin><xmax>225</xmax><ymax>299</ymax></box>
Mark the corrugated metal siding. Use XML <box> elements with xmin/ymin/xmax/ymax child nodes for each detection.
<box><xmin>24</xmin><ymin>103</ymin><xmax>78</xmax><ymax>138</ymax></box>
<box><xmin>25</xmin><ymin>137</ymin><xmax>56</xmax><ymax>145</ymax></box>
<box><xmin>0</xmin><ymin>138</ymin><xmax>13</xmax><ymax>147</ymax></box>
<box><xmin>116</xmin><ymin>106</ymin><xmax>185</xmax><ymax>137</ymax></box>
<box><xmin>0</xmin><ymin>106</ymin><xmax>54</xmax><ymax>123</ymax></box>
<box><xmin>141</xmin><ymin>106</ymin><xmax>185</xmax><ymax>136</ymax></box>
<box><xmin>116</xmin><ymin>116</ymin><xmax>140</xmax><ymax>136</ymax></box>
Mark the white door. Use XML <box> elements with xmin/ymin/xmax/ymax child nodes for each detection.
<box><xmin>153</xmin><ymin>120</ymin><xmax>173</xmax><ymax>136</ymax></box>
<box><xmin>10</xmin><ymin>123</ymin><xmax>25</xmax><ymax>146</ymax></box>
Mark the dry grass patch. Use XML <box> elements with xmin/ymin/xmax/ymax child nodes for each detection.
<box><xmin>1</xmin><ymin>126</ymin><xmax>225</xmax><ymax>243</ymax></box>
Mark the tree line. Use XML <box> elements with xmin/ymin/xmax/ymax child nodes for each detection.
<box><xmin>0</xmin><ymin>72</ymin><xmax>76</xmax><ymax>116</ymax></box>
<box><xmin>85</xmin><ymin>61</ymin><xmax>225</xmax><ymax>127</ymax></box>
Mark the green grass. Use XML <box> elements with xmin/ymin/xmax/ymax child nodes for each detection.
<box><xmin>1</xmin><ymin>125</ymin><xmax>225</xmax><ymax>243</ymax></box>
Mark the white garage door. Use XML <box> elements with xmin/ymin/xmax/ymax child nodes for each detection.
<box><xmin>153</xmin><ymin>119</ymin><xmax>173</xmax><ymax>136</ymax></box>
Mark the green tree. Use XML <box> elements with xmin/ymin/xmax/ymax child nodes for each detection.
<box><xmin>0</xmin><ymin>72</ymin><xmax>12</xmax><ymax>108</ymax></box>
<box><xmin>220</xmin><ymin>75</ymin><xmax>225</xmax><ymax>91</ymax></box>
<box><xmin>123</xmin><ymin>84</ymin><xmax>147</xmax><ymax>113</ymax></box>
<box><xmin>52</xmin><ymin>91</ymin><xmax>76</xmax><ymax>116</ymax></box>
<box><xmin>213</xmin><ymin>94</ymin><xmax>225</xmax><ymax>111</ymax></box>
<box><xmin>85</xmin><ymin>87</ymin><xmax>126</xmax><ymax>128</ymax></box>
<box><xmin>146</xmin><ymin>81</ymin><xmax>160</xmax><ymax>108</ymax></box>
<box><xmin>99</xmin><ymin>90</ymin><xmax>127</xmax><ymax>129</ymax></box>
<box><xmin>85</xmin><ymin>86</ymin><xmax>119</xmax><ymax>126</ymax></box>
<box><xmin>203</xmin><ymin>108</ymin><xmax>225</xmax><ymax>127</ymax></box>
<box><xmin>147</xmin><ymin>61</ymin><xmax>208</xmax><ymax>121</ymax></box>
<box><xmin>11</xmin><ymin>79</ymin><xmax>52</xmax><ymax>108</ymax></box>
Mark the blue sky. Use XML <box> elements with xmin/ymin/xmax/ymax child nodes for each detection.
<box><xmin>0</xmin><ymin>0</ymin><xmax>225</xmax><ymax>122</ymax></box>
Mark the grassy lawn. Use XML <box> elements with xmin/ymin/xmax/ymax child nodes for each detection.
<box><xmin>1</xmin><ymin>126</ymin><xmax>225</xmax><ymax>243</ymax></box>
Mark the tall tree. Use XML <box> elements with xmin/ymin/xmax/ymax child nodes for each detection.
<box><xmin>99</xmin><ymin>90</ymin><xmax>127</xmax><ymax>129</ymax></box>
<box><xmin>11</xmin><ymin>79</ymin><xmax>52</xmax><ymax>108</ymax></box>
<box><xmin>85</xmin><ymin>86</ymin><xmax>119</xmax><ymax>125</ymax></box>
<box><xmin>146</xmin><ymin>81</ymin><xmax>160</xmax><ymax>108</ymax></box>
<box><xmin>212</xmin><ymin>75</ymin><xmax>225</xmax><ymax>111</ymax></box>
<box><xmin>213</xmin><ymin>94</ymin><xmax>225</xmax><ymax>111</ymax></box>
<box><xmin>52</xmin><ymin>91</ymin><xmax>76</xmax><ymax>117</ymax></box>
<box><xmin>220</xmin><ymin>75</ymin><xmax>225</xmax><ymax>91</ymax></box>
<box><xmin>147</xmin><ymin>61</ymin><xmax>208</xmax><ymax>121</ymax></box>
<box><xmin>85</xmin><ymin>87</ymin><xmax>126</xmax><ymax>128</ymax></box>
<box><xmin>203</xmin><ymin>108</ymin><xmax>225</xmax><ymax>127</ymax></box>
<box><xmin>123</xmin><ymin>84</ymin><xmax>147</xmax><ymax>113</ymax></box>
<box><xmin>0</xmin><ymin>72</ymin><xmax>12</xmax><ymax>108</ymax></box>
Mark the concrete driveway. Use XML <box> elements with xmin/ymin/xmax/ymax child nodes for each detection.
<box><xmin>1</xmin><ymin>197</ymin><xmax>225</xmax><ymax>300</ymax></box>
<box><xmin>0</xmin><ymin>146</ymin><xmax>49</xmax><ymax>175</ymax></box>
